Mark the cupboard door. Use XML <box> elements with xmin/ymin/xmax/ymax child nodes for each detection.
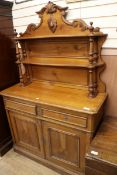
<box><xmin>43</xmin><ymin>121</ymin><xmax>86</xmax><ymax>173</ymax></box>
<box><xmin>8</xmin><ymin>110</ymin><xmax>44</xmax><ymax>158</ymax></box>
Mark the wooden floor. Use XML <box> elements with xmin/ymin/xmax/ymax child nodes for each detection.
<box><xmin>0</xmin><ymin>149</ymin><xmax>60</xmax><ymax>175</ymax></box>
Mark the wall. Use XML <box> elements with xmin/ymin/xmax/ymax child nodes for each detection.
<box><xmin>102</xmin><ymin>55</ymin><xmax>117</xmax><ymax>117</ymax></box>
<box><xmin>12</xmin><ymin>0</ymin><xmax>117</xmax><ymax>117</ymax></box>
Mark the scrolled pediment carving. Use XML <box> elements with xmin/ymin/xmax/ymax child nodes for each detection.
<box><xmin>36</xmin><ymin>1</ymin><xmax>68</xmax><ymax>15</ymax></box>
<box><xmin>18</xmin><ymin>1</ymin><xmax>104</xmax><ymax>38</ymax></box>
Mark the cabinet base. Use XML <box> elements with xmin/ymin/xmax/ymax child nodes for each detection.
<box><xmin>0</xmin><ymin>137</ymin><xmax>13</xmax><ymax>157</ymax></box>
<box><xmin>14</xmin><ymin>145</ymin><xmax>84</xmax><ymax>175</ymax></box>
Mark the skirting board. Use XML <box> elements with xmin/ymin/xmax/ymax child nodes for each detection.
<box><xmin>0</xmin><ymin>137</ymin><xmax>13</xmax><ymax>157</ymax></box>
<box><xmin>102</xmin><ymin>48</ymin><xmax>117</xmax><ymax>56</ymax></box>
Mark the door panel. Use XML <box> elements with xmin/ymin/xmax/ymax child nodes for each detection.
<box><xmin>43</xmin><ymin>121</ymin><xmax>86</xmax><ymax>173</ymax></box>
<box><xmin>8</xmin><ymin>110</ymin><xmax>44</xmax><ymax>158</ymax></box>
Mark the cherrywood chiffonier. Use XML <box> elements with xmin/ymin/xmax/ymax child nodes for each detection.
<box><xmin>0</xmin><ymin>2</ymin><xmax>107</xmax><ymax>175</ymax></box>
<box><xmin>0</xmin><ymin>0</ymin><xmax>18</xmax><ymax>156</ymax></box>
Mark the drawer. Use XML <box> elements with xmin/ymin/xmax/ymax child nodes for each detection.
<box><xmin>42</xmin><ymin>109</ymin><xmax>87</xmax><ymax>128</ymax></box>
<box><xmin>5</xmin><ymin>100</ymin><xmax>36</xmax><ymax>115</ymax></box>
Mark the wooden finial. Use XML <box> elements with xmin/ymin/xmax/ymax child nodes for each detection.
<box><xmin>90</xmin><ymin>22</ymin><xmax>93</xmax><ymax>26</ymax></box>
<box><xmin>14</xmin><ymin>29</ymin><xmax>18</xmax><ymax>37</ymax></box>
<box><xmin>88</xmin><ymin>22</ymin><xmax>94</xmax><ymax>33</ymax></box>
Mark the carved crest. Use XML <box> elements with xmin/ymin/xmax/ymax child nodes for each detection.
<box><xmin>18</xmin><ymin>1</ymin><xmax>103</xmax><ymax>38</ymax></box>
<box><xmin>36</xmin><ymin>1</ymin><xmax>68</xmax><ymax>33</ymax></box>
<box><xmin>36</xmin><ymin>1</ymin><xmax>68</xmax><ymax>15</ymax></box>
<box><xmin>46</xmin><ymin>1</ymin><xmax>59</xmax><ymax>14</ymax></box>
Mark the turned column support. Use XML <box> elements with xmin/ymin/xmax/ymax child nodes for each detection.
<box><xmin>89</xmin><ymin>36</ymin><xmax>95</xmax><ymax>64</ymax></box>
<box><xmin>14</xmin><ymin>29</ymin><xmax>31</xmax><ymax>86</ymax></box>
<box><xmin>14</xmin><ymin>29</ymin><xmax>25</xmax><ymax>86</ymax></box>
<box><xmin>88</xmin><ymin>22</ymin><xmax>98</xmax><ymax>98</ymax></box>
<box><xmin>88</xmin><ymin>66</ymin><xmax>98</xmax><ymax>98</ymax></box>
<box><xmin>88</xmin><ymin>67</ymin><xmax>94</xmax><ymax>98</ymax></box>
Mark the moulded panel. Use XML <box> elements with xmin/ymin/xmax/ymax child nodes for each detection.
<box><xmin>27</xmin><ymin>38</ymin><xmax>89</xmax><ymax>58</ymax></box>
<box><xmin>5</xmin><ymin>100</ymin><xmax>36</xmax><ymax>115</ymax></box>
<box><xmin>42</xmin><ymin>109</ymin><xmax>87</xmax><ymax>128</ymax></box>
<box><xmin>8</xmin><ymin>111</ymin><xmax>44</xmax><ymax>158</ymax></box>
<box><xmin>31</xmin><ymin>65</ymin><xmax>88</xmax><ymax>87</ymax></box>
<box><xmin>43</xmin><ymin>121</ymin><xmax>86</xmax><ymax>173</ymax></box>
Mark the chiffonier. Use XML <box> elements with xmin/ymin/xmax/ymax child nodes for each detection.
<box><xmin>0</xmin><ymin>0</ymin><xmax>18</xmax><ymax>156</ymax></box>
<box><xmin>0</xmin><ymin>2</ymin><xmax>107</xmax><ymax>174</ymax></box>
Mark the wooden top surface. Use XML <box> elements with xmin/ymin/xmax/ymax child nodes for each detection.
<box><xmin>86</xmin><ymin>116</ymin><xmax>117</xmax><ymax>165</ymax></box>
<box><xmin>0</xmin><ymin>81</ymin><xmax>107</xmax><ymax>114</ymax></box>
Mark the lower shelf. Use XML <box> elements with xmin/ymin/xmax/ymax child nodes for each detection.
<box><xmin>17</xmin><ymin>57</ymin><xmax>104</xmax><ymax>68</ymax></box>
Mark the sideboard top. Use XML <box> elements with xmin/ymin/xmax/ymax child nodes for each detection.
<box><xmin>0</xmin><ymin>81</ymin><xmax>107</xmax><ymax>114</ymax></box>
<box><xmin>15</xmin><ymin>1</ymin><xmax>107</xmax><ymax>40</ymax></box>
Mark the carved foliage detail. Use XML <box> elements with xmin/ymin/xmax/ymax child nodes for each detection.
<box><xmin>19</xmin><ymin>1</ymin><xmax>102</xmax><ymax>36</ymax></box>
<box><xmin>36</xmin><ymin>1</ymin><xmax>68</xmax><ymax>33</ymax></box>
<box><xmin>46</xmin><ymin>1</ymin><xmax>57</xmax><ymax>14</ymax></box>
<box><xmin>44</xmin><ymin>2</ymin><xmax>59</xmax><ymax>33</ymax></box>
<box><xmin>48</xmin><ymin>15</ymin><xmax>57</xmax><ymax>33</ymax></box>
<box><xmin>37</xmin><ymin>1</ymin><xmax>68</xmax><ymax>16</ymax></box>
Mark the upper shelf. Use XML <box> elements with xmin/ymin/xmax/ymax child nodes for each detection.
<box><xmin>16</xmin><ymin>57</ymin><xmax>104</xmax><ymax>68</ymax></box>
<box><xmin>14</xmin><ymin>1</ymin><xmax>107</xmax><ymax>97</ymax></box>
<box><xmin>15</xmin><ymin>34</ymin><xmax>107</xmax><ymax>41</ymax></box>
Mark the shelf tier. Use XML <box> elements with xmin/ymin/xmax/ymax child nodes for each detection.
<box><xmin>16</xmin><ymin>57</ymin><xmax>104</xmax><ymax>68</ymax></box>
<box><xmin>15</xmin><ymin>33</ymin><xmax>107</xmax><ymax>40</ymax></box>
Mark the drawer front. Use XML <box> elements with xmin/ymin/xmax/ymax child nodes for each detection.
<box><xmin>42</xmin><ymin>109</ymin><xmax>87</xmax><ymax>128</ymax></box>
<box><xmin>5</xmin><ymin>100</ymin><xmax>36</xmax><ymax>115</ymax></box>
